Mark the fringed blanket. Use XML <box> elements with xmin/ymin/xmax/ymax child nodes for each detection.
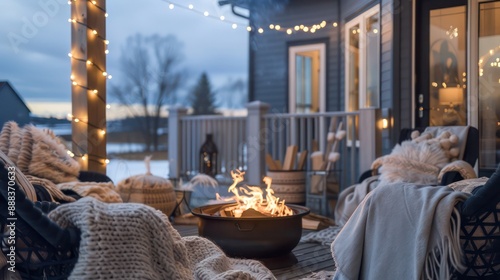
<box><xmin>334</xmin><ymin>176</ymin><xmax>379</xmax><ymax>226</ymax></box>
<box><xmin>48</xmin><ymin>197</ymin><xmax>275</xmax><ymax>280</ymax></box>
<box><xmin>332</xmin><ymin>183</ymin><xmax>469</xmax><ymax>280</ymax></box>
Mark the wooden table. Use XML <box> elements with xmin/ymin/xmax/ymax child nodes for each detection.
<box><xmin>172</xmin><ymin>224</ymin><xmax>335</xmax><ymax>279</ymax></box>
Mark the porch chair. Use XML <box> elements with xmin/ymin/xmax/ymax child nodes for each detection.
<box><xmin>455</xmin><ymin>164</ymin><xmax>500</xmax><ymax>279</ymax></box>
<box><xmin>358</xmin><ymin>125</ymin><xmax>479</xmax><ymax>185</ymax></box>
<box><xmin>0</xmin><ymin>166</ymin><xmax>80</xmax><ymax>279</ymax></box>
<box><xmin>0</xmin><ymin>151</ymin><xmax>113</xmax><ymax>279</ymax></box>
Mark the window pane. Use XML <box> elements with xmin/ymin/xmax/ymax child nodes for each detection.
<box><xmin>479</xmin><ymin>2</ymin><xmax>500</xmax><ymax>170</ymax></box>
<box><xmin>295</xmin><ymin>53</ymin><xmax>315</xmax><ymax>113</ymax></box>
<box><xmin>429</xmin><ymin>6</ymin><xmax>467</xmax><ymax>126</ymax></box>
<box><xmin>365</xmin><ymin>12</ymin><xmax>380</xmax><ymax>108</ymax></box>
<box><xmin>348</xmin><ymin>24</ymin><xmax>360</xmax><ymax>112</ymax></box>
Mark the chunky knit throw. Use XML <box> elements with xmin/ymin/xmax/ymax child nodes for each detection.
<box><xmin>0</xmin><ymin>122</ymin><xmax>80</xmax><ymax>184</ymax></box>
<box><xmin>48</xmin><ymin>197</ymin><xmax>276</xmax><ymax>280</ymax></box>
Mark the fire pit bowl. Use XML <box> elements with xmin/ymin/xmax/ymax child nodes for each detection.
<box><xmin>192</xmin><ymin>202</ymin><xmax>310</xmax><ymax>259</ymax></box>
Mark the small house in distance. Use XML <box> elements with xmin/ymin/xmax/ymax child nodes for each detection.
<box><xmin>0</xmin><ymin>81</ymin><xmax>31</xmax><ymax>126</ymax></box>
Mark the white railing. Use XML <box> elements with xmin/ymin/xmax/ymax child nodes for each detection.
<box><xmin>263</xmin><ymin>111</ymin><xmax>360</xmax><ymax>188</ymax></box>
<box><xmin>169</xmin><ymin>111</ymin><xmax>246</xmax><ymax>178</ymax></box>
<box><xmin>168</xmin><ymin>102</ymin><xmax>380</xmax><ymax>191</ymax></box>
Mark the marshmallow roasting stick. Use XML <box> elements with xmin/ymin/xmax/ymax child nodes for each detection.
<box><xmin>323</xmin><ymin>117</ymin><xmax>337</xmax><ymax>164</ymax></box>
<box><xmin>325</xmin><ymin>122</ymin><xmax>346</xmax><ymax>171</ymax></box>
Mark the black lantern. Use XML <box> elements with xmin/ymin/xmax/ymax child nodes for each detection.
<box><xmin>199</xmin><ymin>133</ymin><xmax>218</xmax><ymax>177</ymax></box>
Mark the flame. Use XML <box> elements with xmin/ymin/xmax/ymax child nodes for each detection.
<box><xmin>221</xmin><ymin>170</ymin><xmax>293</xmax><ymax>217</ymax></box>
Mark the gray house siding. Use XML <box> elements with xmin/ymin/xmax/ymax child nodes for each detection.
<box><xmin>249</xmin><ymin>0</ymin><xmax>341</xmax><ymax>112</ymax></box>
<box><xmin>0</xmin><ymin>82</ymin><xmax>31</xmax><ymax>127</ymax></box>
<box><xmin>248</xmin><ymin>0</ymin><xmax>408</xmax><ymax>154</ymax></box>
<box><xmin>398</xmin><ymin>0</ymin><xmax>414</xmax><ymax>131</ymax></box>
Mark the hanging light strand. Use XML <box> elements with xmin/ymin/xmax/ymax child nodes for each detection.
<box><xmin>162</xmin><ymin>0</ymin><xmax>339</xmax><ymax>35</ymax></box>
<box><xmin>163</xmin><ymin>0</ymin><xmax>246</xmax><ymax>29</ymax></box>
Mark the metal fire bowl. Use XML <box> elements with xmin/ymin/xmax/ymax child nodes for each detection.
<box><xmin>191</xmin><ymin>202</ymin><xmax>310</xmax><ymax>259</ymax></box>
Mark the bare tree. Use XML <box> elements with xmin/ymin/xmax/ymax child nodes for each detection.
<box><xmin>111</xmin><ymin>34</ymin><xmax>187</xmax><ymax>152</ymax></box>
<box><xmin>217</xmin><ymin>77</ymin><xmax>247</xmax><ymax>109</ymax></box>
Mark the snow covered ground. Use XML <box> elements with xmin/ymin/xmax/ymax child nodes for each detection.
<box><xmin>106</xmin><ymin>159</ymin><xmax>232</xmax><ymax>208</ymax></box>
<box><xmin>106</xmin><ymin>159</ymin><xmax>170</xmax><ymax>184</ymax></box>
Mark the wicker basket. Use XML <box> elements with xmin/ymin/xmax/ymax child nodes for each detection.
<box><xmin>117</xmin><ymin>175</ymin><xmax>177</xmax><ymax>216</ymax></box>
<box><xmin>266</xmin><ymin>171</ymin><xmax>306</xmax><ymax>204</ymax></box>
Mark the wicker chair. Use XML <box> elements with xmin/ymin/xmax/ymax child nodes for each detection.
<box><xmin>0</xmin><ymin>165</ymin><xmax>80</xmax><ymax>279</ymax></box>
<box><xmin>455</xmin><ymin>164</ymin><xmax>500</xmax><ymax>279</ymax></box>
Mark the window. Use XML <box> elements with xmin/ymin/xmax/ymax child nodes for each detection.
<box><xmin>345</xmin><ymin>5</ymin><xmax>380</xmax><ymax>112</ymax></box>
<box><xmin>289</xmin><ymin>43</ymin><xmax>326</xmax><ymax>113</ymax></box>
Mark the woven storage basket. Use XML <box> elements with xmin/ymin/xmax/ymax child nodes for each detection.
<box><xmin>266</xmin><ymin>171</ymin><xmax>306</xmax><ymax>204</ymax></box>
<box><xmin>117</xmin><ymin>157</ymin><xmax>176</xmax><ymax>216</ymax></box>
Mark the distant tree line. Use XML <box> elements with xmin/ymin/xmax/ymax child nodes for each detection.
<box><xmin>110</xmin><ymin>33</ymin><xmax>246</xmax><ymax>152</ymax></box>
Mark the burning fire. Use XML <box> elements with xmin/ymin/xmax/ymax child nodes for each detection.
<box><xmin>218</xmin><ymin>170</ymin><xmax>293</xmax><ymax>217</ymax></box>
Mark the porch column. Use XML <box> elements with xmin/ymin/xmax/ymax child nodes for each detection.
<box><xmin>70</xmin><ymin>0</ymin><xmax>107</xmax><ymax>173</ymax></box>
<box><xmin>168</xmin><ymin>107</ymin><xmax>188</xmax><ymax>181</ymax></box>
<box><xmin>358</xmin><ymin>108</ymin><xmax>382</xmax><ymax>172</ymax></box>
<box><xmin>246</xmin><ymin>101</ymin><xmax>270</xmax><ymax>186</ymax></box>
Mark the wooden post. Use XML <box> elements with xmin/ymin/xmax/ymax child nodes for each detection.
<box><xmin>358</xmin><ymin>108</ymin><xmax>382</xmax><ymax>173</ymax></box>
<box><xmin>246</xmin><ymin>101</ymin><xmax>270</xmax><ymax>185</ymax></box>
<box><xmin>70</xmin><ymin>0</ymin><xmax>107</xmax><ymax>173</ymax></box>
<box><xmin>168</xmin><ymin>107</ymin><xmax>188</xmax><ymax>181</ymax></box>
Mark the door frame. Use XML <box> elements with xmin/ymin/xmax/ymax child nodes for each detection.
<box><xmin>288</xmin><ymin>43</ymin><xmax>326</xmax><ymax>113</ymax></box>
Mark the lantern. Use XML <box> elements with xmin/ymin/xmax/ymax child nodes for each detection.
<box><xmin>199</xmin><ymin>133</ymin><xmax>218</xmax><ymax>177</ymax></box>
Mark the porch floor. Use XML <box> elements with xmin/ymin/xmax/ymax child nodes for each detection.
<box><xmin>172</xmin><ymin>224</ymin><xmax>336</xmax><ymax>279</ymax></box>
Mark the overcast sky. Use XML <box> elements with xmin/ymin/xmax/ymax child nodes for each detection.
<box><xmin>0</xmin><ymin>0</ymin><xmax>249</xmax><ymax>118</ymax></box>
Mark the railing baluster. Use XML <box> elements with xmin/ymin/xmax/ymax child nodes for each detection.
<box><xmin>173</xmin><ymin>110</ymin><xmax>374</xmax><ymax>190</ymax></box>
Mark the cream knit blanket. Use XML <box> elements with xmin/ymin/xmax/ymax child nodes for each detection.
<box><xmin>332</xmin><ymin>183</ymin><xmax>470</xmax><ymax>280</ymax></box>
<box><xmin>48</xmin><ymin>197</ymin><xmax>275</xmax><ymax>280</ymax></box>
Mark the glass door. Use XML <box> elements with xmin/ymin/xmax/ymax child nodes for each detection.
<box><xmin>416</xmin><ymin>0</ymin><xmax>467</xmax><ymax>127</ymax></box>
<box><xmin>477</xmin><ymin>1</ymin><xmax>500</xmax><ymax>172</ymax></box>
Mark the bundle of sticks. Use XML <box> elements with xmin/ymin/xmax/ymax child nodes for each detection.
<box><xmin>309</xmin><ymin>118</ymin><xmax>346</xmax><ymax>193</ymax></box>
<box><xmin>265</xmin><ymin>145</ymin><xmax>308</xmax><ymax>171</ymax></box>
<box><xmin>310</xmin><ymin>118</ymin><xmax>346</xmax><ymax>172</ymax></box>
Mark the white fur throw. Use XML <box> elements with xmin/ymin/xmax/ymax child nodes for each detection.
<box><xmin>48</xmin><ymin>197</ymin><xmax>275</xmax><ymax>280</ymax></box>
<box><xmin>372</xmin><ymin>140</ymin><xmax>450</xmax><ymax>186</ymax></box>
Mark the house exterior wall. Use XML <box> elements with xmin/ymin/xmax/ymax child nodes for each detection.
<box><xmin>249</xmin><ymin>0</ymin><xmax>341</xmax><ymax>112</ymax></box>
<box><xmin>248</xmin><ymin>0</ymin><xmax>415</xmax><ymax>154</ymax></box>
<box><xmin>0</xmin><ymin>83</ymin><xmax>31</xmax><ymax>127</ymax></box>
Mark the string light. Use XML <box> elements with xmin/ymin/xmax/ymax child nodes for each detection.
<box><xmin>164</xmin><ymin>1</ymin><xmax>247</xmax><ymax>30</ymax></box>
<box><xmin>68</xmin><ymin>53</ymin><xmax>112</xmax><ymax>79</ymax></box>
<box><xmin>69</xmin><ymin>140</ymin><xmax>110</xmax><ymax>166</ymax></box>
<box><xmin>67</xmin><ymin>114</ymin><xmax>107</xmax><ymax>137</ymax></box>
<box><xmin>67</xmin><ymin>0</ymin><xmax>109</xmax><ymax>167</ymax></box>
<box><xmin>163</xmin><ymin>0</ymin><xmax>339</xmax><ymax>35</ymax></box>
